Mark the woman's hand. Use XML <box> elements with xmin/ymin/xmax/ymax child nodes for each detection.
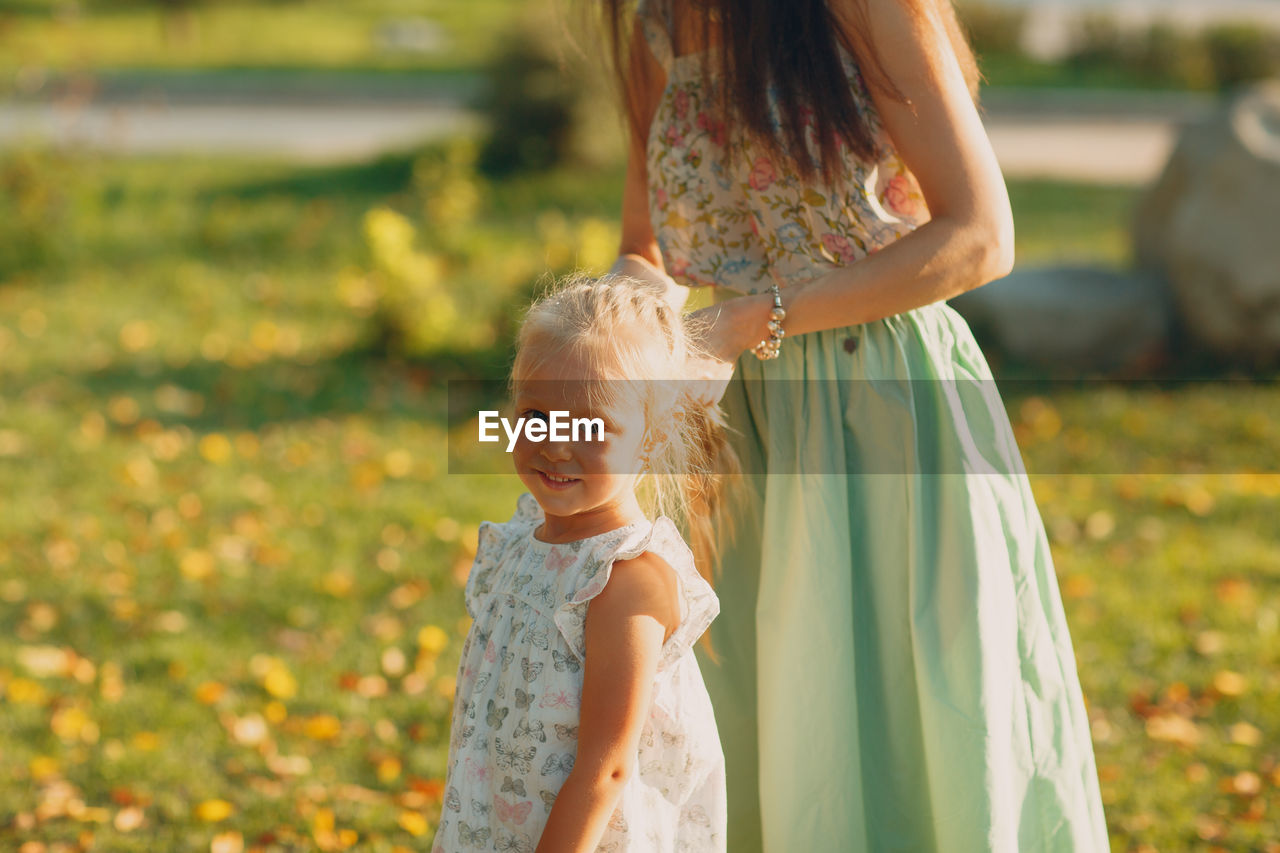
<box><xmin>681</xmin><ymin>294</ymin><xmax>774</xmax><ymax>407</ymax></box>
<box><xmin>687</xmin><ymin>292</ymin><xmax>775</xmax><ymax>363</ymax></box>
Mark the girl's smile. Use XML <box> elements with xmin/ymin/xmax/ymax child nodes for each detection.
<box><xmin>535</xmin><ymin>468</ymin><xmax>581</xmax><ymax>490</ymax></box>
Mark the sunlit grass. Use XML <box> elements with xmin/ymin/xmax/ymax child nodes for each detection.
<box><xmin>0</xmin><ymin>0</ymin><xmax>519</xmax><ymax>74</ymax></box>
<box><xmin>0</xmin><ymin>147</ymin><xmax>1277</xmax><ymax>850</ymax></box>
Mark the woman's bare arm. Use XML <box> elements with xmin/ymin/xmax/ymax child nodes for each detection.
<box><xmin>692</xmin><ymin>0</ymin><xmax>1015</xmax><ymax>359</ymax></box>
<box><xmin>612</xmin><ymin>17</ymin><xmax>691</xmax><ymax>312</ymax></box>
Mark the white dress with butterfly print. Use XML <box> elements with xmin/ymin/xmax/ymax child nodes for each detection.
<box><xmin>432</xmin><ymin>492</ymin><xmax>726</xmax><ymax>853</ymax></box>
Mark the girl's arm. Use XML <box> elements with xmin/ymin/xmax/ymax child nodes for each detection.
<box><xmin>691</xmin><ymin>0</ymin><xmax>1016</xmax><ymax>361</ymax></box>
<box><xmin>534</xmin><ymin>551</ymin><xmax>680</xmax><ymax>853</ymax></box>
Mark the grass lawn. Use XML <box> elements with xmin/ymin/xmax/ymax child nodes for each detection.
<box><xmin>977</xmin><ymin>50</ymin><xmax>1208</xmax><ymax>92</ymax></box>
<box><xmin>0</xmin><ymin>0</ymin><xmax>1224</xmax><ymax>95</ymax></box>
<box><xmin>1</xmin><ymin>146</ymin><xmax>1278</xmax><ymax>851</ymax></box>
<box><xmin>0</xmin><ymin>0</ymin><xmax>520</xmax><ymax>76</ymax></box>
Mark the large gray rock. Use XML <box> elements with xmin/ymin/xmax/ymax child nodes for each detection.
<box><xmin>949</xmin><ymin>266</ymin><xmax>1174</xmax><ymax>373</ymax></box>
<box><xmin>1134</xmin><ymin>81</ymin><xmax>1280</xmax><ymax>363</ymax></box>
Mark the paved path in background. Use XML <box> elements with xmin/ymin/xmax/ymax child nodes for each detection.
<box><xmin>0</xmin><ymin>101</ymin><xmax>475</xmax><ymax>161</ymax></box>
<box><xmin>986</xmin><ymin>118</ymin><xmax>1178</xmax><ymax>184</ymax></box>
<box><xmin>0</xmin><ymin>86</ymin><xmax>1211</xmax><ymax>182</ymax></box>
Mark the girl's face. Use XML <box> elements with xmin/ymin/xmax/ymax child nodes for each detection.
<box><xmin>511</xmin><ymin>353</ymin><xmax>653</xmax><ymax>534</ymax></box>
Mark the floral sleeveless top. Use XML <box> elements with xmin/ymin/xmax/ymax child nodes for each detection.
<box><xmin>637</xmin><ymin>0</ymin><xmax>931</xmax><ymax>294</ymax></box>
<box><xmin>432</xmin><ymin>493</ymin><xmax>726</xmax><ymax>853</ymax></box>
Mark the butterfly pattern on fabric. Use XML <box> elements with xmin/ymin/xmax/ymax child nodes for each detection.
<box><xmin>494</xmin><ymin>795</ymin><xmax>533</xmax><ymax>826</ymax></box>
<box><xmin>545</xmin><ymin>546</ymin><xmax>575</xmax><ymax>575</ymax></box>
<box><xmin>495</xmin><ymin>830</ymin><xmax>534</xmax><ymax>853</ymax></box>
<box><xmin>434</xmin><ymin>491</ymin><xmax>726</xmax><ymax>852</ymax></box>
<box><xmin>514</xmin><ymin>718</ymin><xmax>546</xmax><ymax>743</ymax></box>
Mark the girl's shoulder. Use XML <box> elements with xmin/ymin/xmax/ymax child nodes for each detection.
<box><xmin>554</xmin><ymin>515</ymin><xmax>719</xmax><ymax>674</ymax></box>
<box><xmin>464</xmin><ymin>493</ymin><xmax>545</xmax><ymax>616</ymax></box>
<box><xmin>476</xmin><ymin>493</ymin><xmax>543</xmax><ymax>556</ymax></box>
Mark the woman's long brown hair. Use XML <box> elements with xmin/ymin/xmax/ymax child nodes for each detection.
<box><xmin>600</xmin><ymin>0</ymin><xmax>981</xmax><ymax>183</ymax></box>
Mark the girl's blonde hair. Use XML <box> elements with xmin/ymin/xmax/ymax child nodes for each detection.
<box><xmin>510</xmin><ymin>273</ymin><xmax>741</xmax><ymax>591</ymax></box>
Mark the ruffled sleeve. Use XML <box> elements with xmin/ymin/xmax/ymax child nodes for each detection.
<box><xmin>635</xmin><ymin>0</ymin><xmax>673</xmax><ymax>73</ymax></box>
<box><xmin>464</xmin><ymin>493</ymin><xmax>544</xmax><ymax>618</ymax></box>
<box><xmin>553</xmin><ymin>516</ymin><xmax>719</xmax><ymax>673</ymax></box>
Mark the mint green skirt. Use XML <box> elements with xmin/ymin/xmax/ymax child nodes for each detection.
<box><xmin>695</xmin><ymin>298</ymin><xmax>1109</xmax><ymax>851</ymax></box>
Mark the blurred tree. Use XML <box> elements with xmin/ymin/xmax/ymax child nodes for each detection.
<box><xmin>956</xmin><ymin>2</ymin><xmax>1027</xmax><ymax>58</ymax></box>
<box><xmin>354</xmin><ymin>206</ymin><xmax>457</xmax><ymax>358</ymax></box>
<box><xmin>1204</xmin><ymin>24</ymin><xmax>1280</xmax><ymax>91</ymax></box>
<box><xmin>0</xmin><ymin>149</ymin><xmax>68</xmax><ymax>281</ymax></box>
<box><xmin>474</xmin><ymin>7</ymin><xmax>624</xmax><ymax>175</ymax></box>
<box><xmin>477</xmin><ymin>17</ymin><xmax>580</xmax><ymax>176</ymax></box>
<box><xmin>1065</xmin><ymin>13</ymin><xmax>1130</xmax><ymax>72</ymax></box>
<box><xmin>1136</xmin><ymin>22</ymin><xmax>1214</xmax><ymax>91</ymax></box>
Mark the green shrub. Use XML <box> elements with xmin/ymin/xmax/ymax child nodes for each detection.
<box><xmin>1063</xmin><ymin>16</ymin><xmax>1280</xmax><ymax>91</ymax></box>
<box><xmin>957</xmin><ymin>1</ymin><xmax>1027</xmax><ymax>57</ymax></box>
<box><xmin>1204</xmin><ymin>23</ymin><xmax>1280</xmax><ymax>90</ymax></box>
<box><xmin>346</xmin><ymin>206</ymin><xmax>459</xmax><ymax>358</ymax></box>
<box><xmin>413</xmin><ymin>140</ymin><xmax>483</xmax><ymax>242</ymax></box>
<box><xmin>477</xmin><ymin>14</ymin><xmax>581</xmax><ymax>176</ymax></box>
<box><xmin>0</xmin><ymin>149</ymin><xmax>70</xmax><ymax>282</ymax></box>
<box><xmin>475</xmin><ymin>8</ymin><xmax>621</xmax><ymax>176</ymax></box>
<box><xmin>1065</xmin><ymin>13</ymin><xmax>1133</xmax><ymax>71</ymax></box>
<box><xmin>1135</xmin><ymin>22</ymin><xmax>1215</xmax><ymax>91</ymax></box>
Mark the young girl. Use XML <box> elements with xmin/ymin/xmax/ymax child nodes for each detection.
<box><xmin>432</xmin><ymin>275</ymin><xmax>733</xmax><ymax>853</ymax></box>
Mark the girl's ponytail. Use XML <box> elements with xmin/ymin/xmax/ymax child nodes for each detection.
<box><xmin>676</xmin><ymin>394</ymin><xmax>740</xmax><ymax>592</ymax></box>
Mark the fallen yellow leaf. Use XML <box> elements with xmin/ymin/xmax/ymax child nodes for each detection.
<box><xmin>7</xmin><ymin>677</ymin><xmax>47</xmax><ymax>705</ymax></box>
<box><xmin>377</xmin><ymin>757</ymin><xmax>402</xmax><ymax>784</ymax></box>
<box><xmin>195</xmin><ymin>681</ymin><xmax>227</xmax><ymax>705</ymax></box>
<box><xmin>114</xmin><ymin>806</ymin><xmax>145</xmax><ymax>832</ymax></box>
<box><xmin>304</xmin><ymin>715</ymin><xmax>342</xmax><ymax>741</ymax></box>
<box><xmin>417</xmin><ymin>626</ymin><xmax>448</xmax><ymax>657</ymax></box>
<box><xmin>1229</xmin><ymin>721</ymin><xmax>1263</xmax><ymax>747</ymax></box>
<box><xmin>262</xmin><ymin>664</ymin><xmax>297</xmax><ymax>701</ymax></box>
<box><xmin>194</xmin><ymin>799</ymin><xmax>234</xmax><ymax>822</ymax></box>
<box><xmin>1145</xmin><ymin>713</ymin><xmax>1201</xmax><ymax>747</ymax></box>
<box><xmin>180</xmin><ymin>550</ymin><xmax>216</xmax><ymax>581</ymax></box>
<box><xmin>313</xmin><ymin>807</ymin><xmax>335</xmax><ymax>834</ymax></box>
<box><xmin>397</xmin><ymin>811</ymin><xmax>428</xmax><ymax>837</ymax></box>
<box><xmin>199</xmin><ymin>434</ymin><xmax>233</xmax><ymax>464</ymax></box>
<box><xmin>132</xmin><ymin>732</ymin><xmax>160</xmax><ymax>752</ymax></box>
<box><xmin>17</xmin><ymin>645</ymin><xmax>70</xmax><ymax>678</ymax></box>
<box><xmin>29</xmin><ymin>755</ymin><xmax>59</xmax><ymax>780</ymax></box>
<box><xmin>1212</xmin><ymin>670</ymin><xmax>1248</xmax><ymax>698</ymax></box>
<box><xmin>1229</xmin><ymin>771</ymin><xmax>1262</xmax><ymax>796</ymax></box>
<box><xmin>210</xmin><ymin>830</ymin><xmax>244</xmax><ymax>853</ymax></box>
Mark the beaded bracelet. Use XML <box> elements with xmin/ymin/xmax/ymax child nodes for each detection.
<box><xmin>751</xmin><ymin>283</ymin><xmax>787</xmax><ymax>360</ymax></box>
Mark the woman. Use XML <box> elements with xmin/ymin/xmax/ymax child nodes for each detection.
<box><xmin>604</xmin><ymin>0</ymin><xmax>1109</xmax><ymax>850</ymax></box>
